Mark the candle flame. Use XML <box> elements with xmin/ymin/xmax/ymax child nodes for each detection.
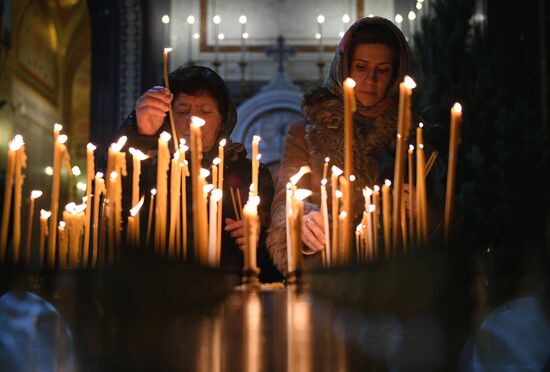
<box><xmin>200</xmin><ymin>168</ymin><xmax>210</xmax><ymax>178</ymax></box>
<box><xmin>321</xmin><ymin>179</ymin><xmax>327</xmax><ymax>186</ymax></box>
<box><xmin>9</xmin><ymin>135</ymin><xmax>24</xmax><ymax>151</ymax></box>
<box><xmin>54</xmin><ymin>123</ymin><xmax>63</xmax><ymax>132</ymax></box>
<box><xmin>213</xmin><ymin>157</ymin><xmax>221</xmax><ymax>165</ymax></box>
<box><xmin>110</xmin><ymin>171</ymin><xmax>118</xmax><ymax>181</ymax></box>
<box><xmin>87</xmin><ymin>143</ymin><xmax>97</xmax><ymax>151</ymax></box>
<box><xmin>58</xmin><ymin>134</ymin><xmax>68</xmax><ymax>144</ymax></box>
<box><xmin>179</xmin><ymin>138</ymin><xmax>186</xmax><ymax>146</ymax></box>
<box><xmin>374</xmin><ymin>185</ymin><xmax>380</xmax><ymax>192</ymax></box>
<box><xmin>404</xmin><ymin>75</ymin><xmax>417</xmax><ymax>89</ymax></box>
<box><xmin>129</xmin><ymin>147</ymin><xmax>148</xmax><ymax>160</ymax></box>
<box><xmin>76</xmin><ymin>182</ymin><xmax>87</xmax><ymax>191</ymax></box>
<box><xmin>350</xmin><ymin>175</ymin><xmax>356</xmax><ymax>182</ymax></box>
<box><xmin>203</xmin><ymin>184</ymin><xmax>214</xmax><ymax>194</ymax></box>
<box><xmin>324</xmin><ymin>157</ymin><xmax>330</xmax><ymax>163</ymax></box>
<box><xmin>290</xmin><ymin>165</ymin><xmax>311</xmax><ymax>185</ymax></box>
<box><xmin>419</xmin><ymin>122</ymin><xmax>424</xmax><ymax>128</ymax></box>
<box><xmin>219</xmin><ymin>138</ymin><xmax>227</xmax><ymax>147</ymax></box>
<box><xmin>151</xmin><ymin>188</ymin><xmax>157</xmax><ymax>196</ymax></box>
<box><xmin>96</xmin><ymin>172</ymin><xmax>104</xmax><ymax>179</ymax></box>
<box><xmin>72</xmin><ymin>166</ymin><xmax>81</xmax><ymax>176</ymax></box>
<box><xmin>344</xmin><ymin>78</ymin><xmax>356</xmax><ymax>89</ymax></box>
<box><xmin>453</xmin><ymin>102</ymin><xmax>462</xmax><ymax>113</ymax></box>
<box><xmin>286</xmin><ymin>182</ymin><xmax>292</xmax><ymax>190</ymax></box>
<box><xmin>173</xmin><ymin>151</ymin><xmax>180</xmax><ymax>160</ymax></box>
<box><xmin>409</xmin><ymin>144</ymin><xmax>414</xmax><ymax>151</ymax></box>
<box><xmin>363</xmin><ymin>187</ymin><xmax>373</xmax><ymax>196</ymax></box>
<box><xmin>252</xmin><ymin>135</ymin><xmax>261</xmax><ymax>143</ymax></box>
<box><xmin>190</xmin><ymin>116</ymin><xmax>206</xmax><ymax>127</ymax></box>
<box><xmin>130</xmin><ymin>196</ymin><xmax>145</xmax><ymax>216</ymax></box>
<box><xmin>331</xmin><ymin>166</ymin><xmax>343</xmax><ymax>176</ymax></box>
<box><xmin>335</xmin><ymin>190</ymin><xmax>343</xmax><ymax>198</ymax></box>
<box><xmin>419</xmin><ymin>144</ymin><xmax>424</xmax><ymax>149</ymax></box>
<box><xmin>75</xmin><ymin>203</ymin><xmax>87</xmax><ymax>214</ymax></box>
<box><xmin>65</xmin><ymin>202</ymin><xmax>76</xmax><ymax>213</ymax></box>
<box><xmin>45</xmin><ymin>166</ymin><xmax>54</xmax><ymax>176</ymax></box>
<box><xmin>356</xmin><ymin>224</ymin><xmax>362</xmax><ymax>232</ymax></box>
<box><xmin>40</xmin><ymin>209</ymin><xmax>51</xmax><ymax>219</ymax></box>
<box><xmin>340</xmin><ymin>211</ymin><xmax>347</xmax><ymax>218</ymax></box>
<box><xmin>256</xmin><ymin>154</ymin><xmax>261</xmax><ymax>161</ymax></box>
<box><xmin>164</xmin><ymin>47</ymin><xmax>173</xmax><ymax>53</ymax></box>
<box><xmin>59</xmin><ymin>221</ymin><xmax>66</xmax><ymax>228</ymax></box>
<box><xmin>368</xmin><ymin>204</ymin><xmax>376</xmax><ymax>213</ymax></box>
<box><xmin>294</xmin><ymin>189</ymin><xmax>312</xmax><ymax>201</ymax></box>
<box><xmin>384</xmin><ymin>179</ymin><xmax>392</xmax><ymax>187</ymax></box>
<box><xmin>211</xmin><ymin>188</ymin><xmax>223</xmax><ymax>202</ymax></box>
<box><xmin>31</xmin><ymin>190</ymin><xmax>43</xmax><ymax>199</ymax></box>
<box><xmin>112</xmin><ymin>136</ymin><xmax>127</xmax><ymax>151</ymax></box>
<box><xmin>180</xmin><ymin>145</ymin><xmax>189</xmax><ymax>152</ymax></box>
<box><xmin>159</xmin><ymin>131</ymin><xmax>171</xmax><ymax>142</ymax></box>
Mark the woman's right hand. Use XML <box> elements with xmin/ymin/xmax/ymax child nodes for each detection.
<box><xmin>135</xmin><ymin>86</ymin><xmax>173</xmax><ymax>135</ymax></box>
<box><xmin>301</xmin><ymin>211</ymin><xmax>325</xmax><ymax>252</ymax></box>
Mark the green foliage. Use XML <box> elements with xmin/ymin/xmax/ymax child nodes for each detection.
<box><xmin>412</xmin><ymin>0</ymin><xmax>547</xmax><ymax>250</ymax></box>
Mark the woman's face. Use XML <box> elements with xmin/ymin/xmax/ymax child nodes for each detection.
<box><xmin>349</xmin><ymin>43</ymin><xmax>395</xmax><ymax>107</ymax></box>
<box><xmin>173</xmin><ymin>91</ymin><xmax>223</xmax><ymax>152</ymax></box>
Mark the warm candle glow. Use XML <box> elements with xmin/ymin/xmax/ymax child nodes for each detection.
<box><xmin>112</xmin><ymin>136</ymin><xmax>127</xmax><ymax>151</ymax></box>
<box><xmin>404</xmin><ymin>76</ymin><xmax>417</xmax><ymax>89</ymax></box>
<box><xmin>294</xmin><ymin>189</ymin><xmax>312</xmax><ymax>201</ymax></box>
<box><xmin>213</xmin><ymin>157</ymin><xmax>221</xmax><ymax>166</ymax></box>
<box><xmin>385</xmin><ymin>179</ymin><xmax>392</xmax><ymax>187</ymax></box>
<box><xmin>164</xmin><ymin>47</ymin><xmax>173</xmax><ymax>53</ymax></box>
<box><xmin>335</xmin><ymin>190</ymin><xmax>343</xmax><ymax>198</ymax></box>
<box><xmin>72</xmin><ymin>166</ymin><xmax>81</xmax><ymax>176</ymax></box>
<box><xmin>219</xmin><ymin>138</ymin><xmax>227</xmax><ymax>147</ymax></box>
<box><xmin>203</xmin><ymin>184</ymin><xmax>214</xmax><ymax>194</ymax></box>
<box><xmin>31</xmin><ymin>190</ymin><xmax>43</xmax><ymax>200</ymax></box>
<box><xmin>40</xmin><ymin>209</ymin><xmax>51</xmax><ymax>219</ymax></box>
<box><xmin>96</xmin><ymin>172</ymin><xmax>104</xmax><ymax>178</ymax></box>
<box><xmin>129</xmin><ymin>147</ymin><xmax>148</xmax><ymax>161</ymax></box>
<box><xmin>363</xmin><ymin>187</ymin><xmax>373</xmax><ymax>197</ymax></box>
<box><xmin>159</xmin><ymin>131</ymin><xmax>171</xmax><ymax>142</ymax></box>
<box><xmin>453</xmin><ymin>102</ymin><xmax>463</xmax><ymax>113</ymax></box>
<box><xmin>130</xmin><ymin>196</ymin><xmax>145</xmax><ymax>217</ymax></box>
<box><xmin>290</xmin><ymin>165</ymin><xmax>311</xmax><ymax>185</ymax></box>
<box><xmin>151</xmin><ymin>188</ymin><xmax>157</xmax><ymax>195</ymax></box>
<box><xmin>374</xmin><ymin>185</ymin><xmax>380</xmax><ymax>192</ymax></box>
<box><xmin>191</xmin><ymin>116</ymin><xmax>206</xmax><ymax>127</ymax></box>
<box><xmin>200</xmin><ymin>168</ymin><xmax>210</xmax><ymax>178</ymax></box>
<box><xmin>87</xmin><ymin>143</ymin><xmax>96</xmax><ymax>151</ymax></box>
<box><xmin>321</xmin><ymin>179</ymin><xmax>327</xmax><ymax>186</ymax></box>
<box><xmin>331</xmin><ymin>166</ymin><xmax>343</xmax><ymax>176</ymax></box>
<box><xmin>54</xmin><ymin>123</ymin><xmax>63</xmax><ymax>132</ymax></box>
<box><xmin>350</xmin><ymin>175</ymin><xmax>356</xmax><ymax>182</ymax></box>
<box><xmin>110</xmin><ymin>171</ymin><xmax>118</xmax><ymax>181</ymax></box>
<box><xmin>211</xmin><ymin>188</ymin><xmax>223</xmax><ymax>202</ymax></box>
<box><xmin>409</xmin><ymin>144</ymin><xmax>415</xmax><ymax>151</ymax></box>
<box><xmin>343</xmin><ymin>78</ymin><xmax>356</xmax><ymax>89</ymax></box>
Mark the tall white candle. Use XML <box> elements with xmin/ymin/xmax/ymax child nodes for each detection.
<box><xmin>208</xmin><ymin>189</ymin><xmax>223</xmax><ymax>267</ymax></box>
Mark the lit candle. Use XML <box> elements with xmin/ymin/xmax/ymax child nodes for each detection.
<box><xmin>316</xmin><ymin>14</ymin><xmax>325</xmax><ymax>61</ymax></box>
<box><xmin>216</xmin><ymin>139</ymin><xmax>226</xmax><ymax>264</ymax></box>
<box><xmin>128</xmin><ymin>196</ymin><xmax>145</xmax><ymax>247</ymax></box>
<box><xmin>323</xmin><ymin>157</ymin><xmax>330</xmax><ymax>180</ymax></box>
<box><xmin>251</xmin><ymin>135</ymin><xmax>261</xmax><ymax>196</ymax></box>
<box><xmin>190</xmin><ymin>116</ymin><xmax>205</xmax><ymax>260</ymax></box>
<box><xmin>11</xmin><ymin>137</ymin><xmax>27</xmax><ymax>265</ymax></box>
<box><xmin>0</xmin><ymin>136</ymin><xmax>20</xmax><ymax>262</ymax></box>
<box><xmin>242</xmin><ymin>194</ymin><xmax>260</xmax><ymax>272</ymax></box>
<box><xmin>199</xmin><ymin>171</ymin><xmax>212</xmax><ymax>264</ymax></box>
<box><xmin>408</xmin><ymin>145</ymin><xmax>415</xmax><ymax>248</ymax></box>
<box><xmin>320</xmin><ymin>179</ymin><xmax>330</xmax><ymax>266</ymax></box>
<box><xmin>58</xmin><ymin>221</ymin><xmax>67</xmax><ymax>268</ymax></box>
<box><xmin>83</xmin><ymin>143</ymin><xmax>96</xmax><ymax>267</ymax></box>
<box><xmin>106</xmin><ymin>136</ymin><xmax>126</xmax><ymax>253</ymax></box>
<box><xmin>416</xmin><ymin>124</ymin><xmax>428</xmax><ymax>244</ymax></box>
<box><xmin>363</xmin><ymin>187</ymin><xmax>374</xmax><ymax>261</ymax></box>
<box><xmin>48</xmin><ymin>131</ymin><xmax>70</xmax><ymax>268</ymax></box>
<box><xmin>355</xmin><ymin>224</ymin><xmax>363</xmax><ymax>262</ymax></box>
<box><xmin>289</xmin><ymin>189</ymin><xmax>312</xmax><ymax>273</ymax></box>
<box><xmin>107</xmin><ymin>172</ymin><xmax>118</xmax><ymax>264</ymax></box>
<box><xmin>39</xmin><ymin>209</ymin><xmax>51</xmax><ymax>267</ymax></box>
<box><xmin>239</xmin><ymin>15</ymin><xmax>247</xmax><ymax>61</ymax></box>
<box><xmin>212</xmin><ymin>15</ymin><xmax>221</xmax><ymax>62</ymax></box>
<box><xmin>208</xmin><ymin>189</ymin><xmax>223</xmax><ymax>267</ymax></box>
<box><xmin>168</xmin><ymin>151</ymin><xmax>181</xmax><ymax>257</ymax></box>
<box><xmin>92</xmin><ymin>172</ymin><xmax>105</xmax><ymax>267</ymax></box>
<box><xmin>444</xmin><ymin>102</ymin><xmax>463</xmax><ymax>245</ymax></box>
<box><xmin>25</xmin><ymin>190</ymin><xmax>42</xmax><ymax>265</ymax></box>
<box><xmin>163</xmin><ymin>47</ymin><xmax>179</xmax><ymax>152</ymax></box>
<box><xmin>146</xmin><ymin>188</ymin><xmax>157</xmax><ymax>249</ymax></box>
<box><xmin>330</xmin><ymin>166</ymin><xmax>343</xmax><ymax>264</ymax></box>
<box><xmin>372</xmin><ymin>185</ymin><xmax>380</xmax><ymax>258</ymax></box>
<box><xmin>382</xmin><ymin>179</ymin><xmax>392</xmax><ymax>257</ymax></box>
<box><xmin>392</xmin><ymin>76</ymin><xmax>416</xmax><ymax>254</ymax></box>
<box><xmin>211</xmin><ymin>157</ymin><xmax>220</xmax><ymax>189</ymax></box>
<box><xmin>180</xmin><ymin>140</ymin><xmax>189</xmax><ymax>259</ymax></box>
<box><xmin>156</xmin><ymin>131</ymin><xmax>171</xmax><ymax>256</ymax></box>
<box><xmin>128</xmin><ymin>147</ymin><xmax>147</xmax><ymax>247</ymax></box>
<box><xmin>342</xmin><ymin>78</ymin><xmax>356</xmax><ymax>263</ymax></box>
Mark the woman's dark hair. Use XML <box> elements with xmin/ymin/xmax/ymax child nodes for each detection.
<box><xmin>348</xmin><ymin>23</ymin><xmax>401</xmax><ymax>82</ymax></box>
<box><xmin>168</xmin><ymin>65</ymin><xmax>230</xmax><ymax>124</ymax></box>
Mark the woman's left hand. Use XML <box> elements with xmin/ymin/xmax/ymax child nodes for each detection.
<box><xmin>224</xmin><ymin>218</ymin><xmax>245</xmax><ymax>250</ymax></box>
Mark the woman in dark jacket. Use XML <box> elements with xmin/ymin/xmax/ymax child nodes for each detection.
<box><xmin>119</xmin><ymin>65</ymin><xmax>282</xmax><ymax>282</ymax></box>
